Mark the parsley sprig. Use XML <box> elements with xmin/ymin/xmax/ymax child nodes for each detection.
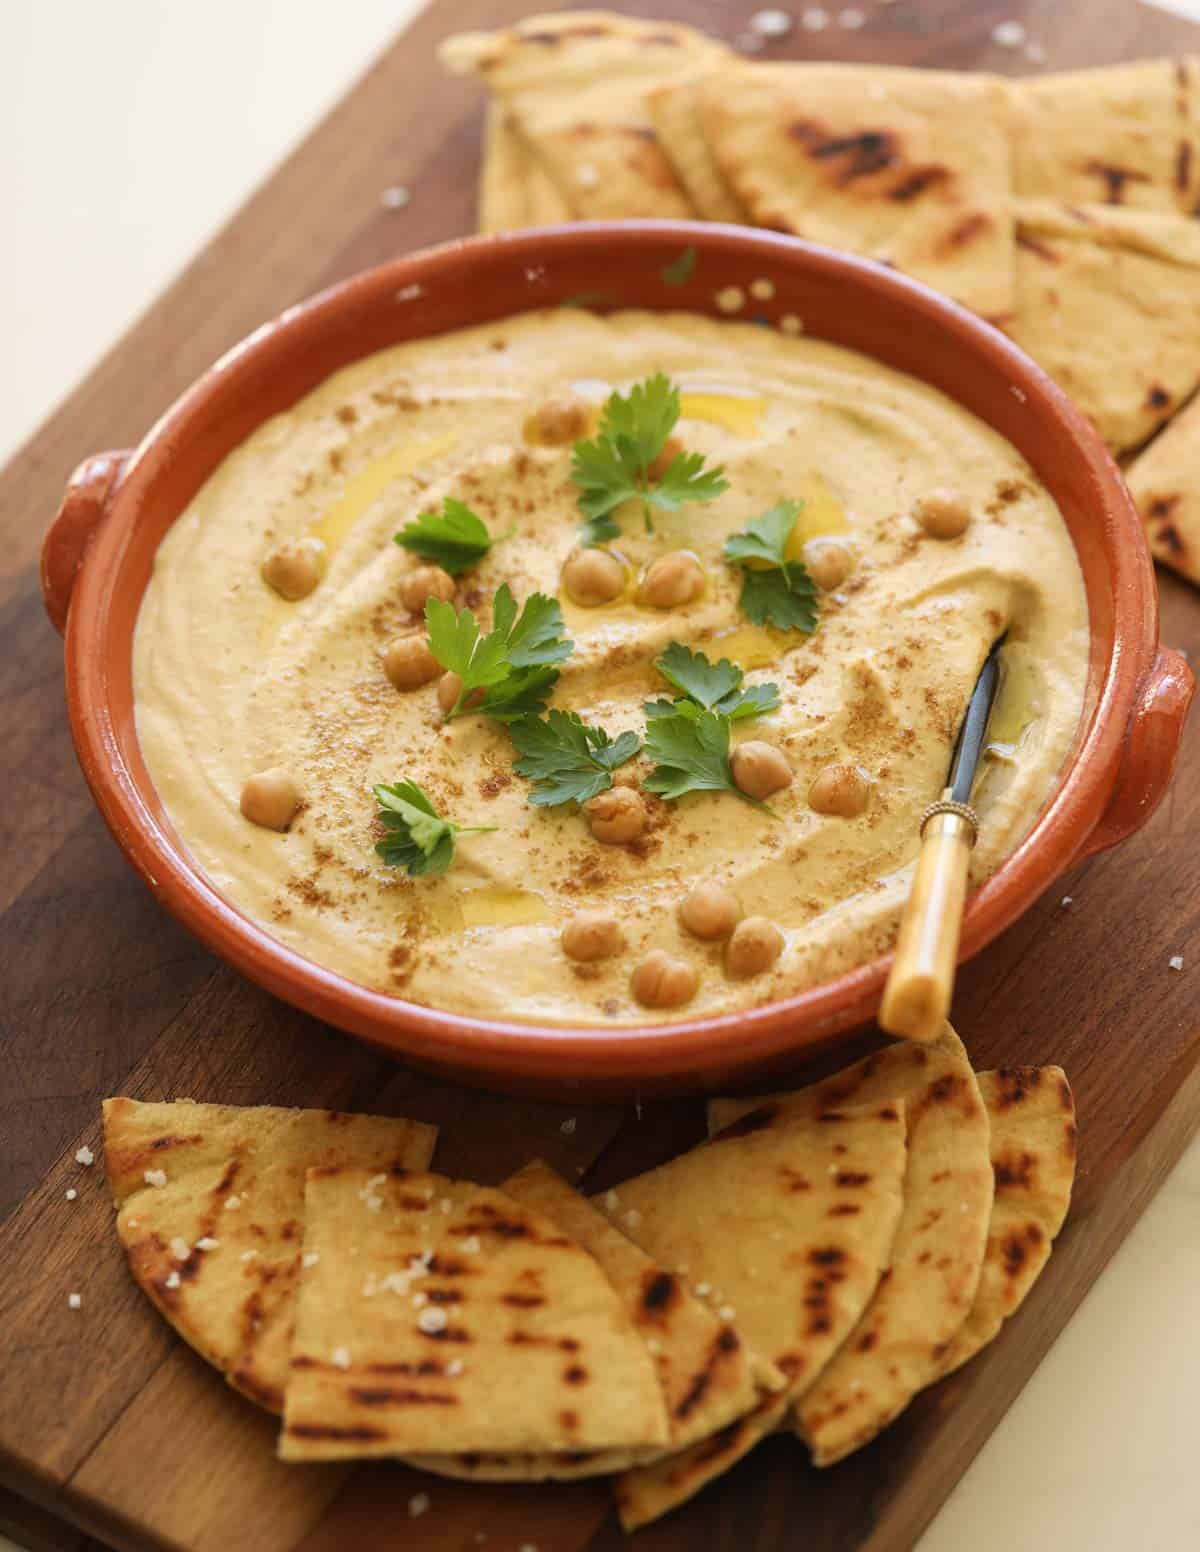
<box><xmin>508</xmin><ymin>710</ymin><xmax>642</xmax><ymax>807</ymax></box>
<box><xmin>723</xmin><ymin>501</ymin><xmax>819</xmax><ymax>633</ymax></box>
<box><xmin>425</xmin><ymin>584</ymin><xmax>572</xmax><ymax>722</ymax></box>
<box><xmin>395</xmin><ymin>497</ymin><xmax>508</xmax><ymax>576</ymax></box>
<box><xmin>571</xmin><ymin>373</ymin><xmax>728</xmax><ymax>545</ymax></box>
<box><xmin>374</xmin><ymin>780</ymin><xmax>495</xmax><ymax>876</ymax></box>
<box><xmin>645</xmin><ymin>642</ymin><xmax>780</xmax><ymax>723</ymax></box>
<box><xmin>644</xmin><ymin>709</ymin><xmax>744</xmax><ymax>803</ymax></box>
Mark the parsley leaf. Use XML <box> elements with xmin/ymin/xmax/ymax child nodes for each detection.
<box><xmin>394</xmin><ymin>497</ymin><xmax>507</xmax><ymax>576</ymax></box>
<box><xmin>643</xmin><ymin>710</ymin><xmax>739</xmax><ymax>802</ymax></box>
<box><xmin>723</xmin><ymin>501</ymin><xmax>819</xmax><ymax>633</ymax></box>
<box><xmin>373</xmin><ymin>780</ymin><xmax>495</xmax><ymax>876</ymax></box>
<box><xmin>649</xmin><ymin>641</ymin><xmax>781</xmax><ymax>722</ymax></box>
<box><xmin>570</xmin><ymin>373</ymin><xmax>728</xmax><ymax>542</ymax></box>
<box><xmin>425</xmin><ymin>585</ymin><xmax>572</xmax><ymax>720</ymax></box>
<box><xmin>508</xmin><ymin>710</ymin><xmax>642</xmax><ymax>807</ymax></box>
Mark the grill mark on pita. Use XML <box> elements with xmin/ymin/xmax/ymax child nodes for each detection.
<box><xmin>835</xmin><ymin>1170</ymin><xmax>872</xmax><ymax>1188</ymax></box>
<box><xmin>398</xmin><ymin>1193</ymin><xmax>433</xmax><ymax>1210</ymax></box>
<box><xmin>1178</xmin><ymin>141</ymin><xmax>1194</xmax><ymax>195</ymax></box>
<box><xmin>279</xmin><ymin>1220</ymin><xmax>300</xmax><ymax>1241</ymax></box>
<box><xmin>212</xmin><ymin>1159</ymin><xmax>240</xmax><ymax>1197</ymax></box>
<box><xmin>420</xmin><ymin>1325</ymin><xmax>469</xmax><ymax>1343</ymax></box>
<box><xmin>888</xmin><ymin>166</ymin><xmax>952</xmax><ymax>202</ymax></box>
<box><xmin>428</xmin><ymin>1254</ymin><xmax>474</xmax><ymax>1277</ymax></box>
<box><xmin>993</xmin><ymin>1150</ymin><xmax>1037</xmax><ymax>1190</ymax></box>
<box><xmin>1016</xmin><ymin>229</ymin><xmax>1061</xmax><ymax>263</ymax></box>
<box><xmin>1084</xmin><ymin>159</ymin><xmax>1151</xmax><ymax>204</ymax></box>
<box><xmin>640</xmin><ymin>1269</ymin><xmax>680</xmax><ymax>1316</ymax></box>
<box><xmin>349</xmin><ymin>1386</ymin><xmax>456</xmax><ymax>1407</ymax></box>
<box><xmin>560</xmin><ymin>1408</ymin><xmax>581</xmax><ymax>1431</ymax></box>
<box><xmin>936</xmin><ymin>211</ymin><xmax>991</xmax><ymax>254</ymax></box>
<box><xmin>992</xmin><ymin>1067</ymin><xmax>1043</xmax><ymax>1108</ymax></box>
<box><xmin>779</xmin><ymin>1165</ymin><xmax>812</xmax><ymax>1192</ymax></box>
<box><xmin>363</xmin><ymin>1359</ymin><xmax>445</xmax><ymax>1376</ymax></box>
<box><xmin>502</xmin><ymin>1292</ymin><xmax>546</xmax><ymax>1308</ymax></box>
<box><xmin>1063</xmin><ymin>1122</ymin><xmax>1078</xmax><ymax>1159</ymax></box>
<box><xmin>1146</xmin><ymin>384</ymin><xmax>1172</xmax><ymax>410</ymax></box>
<box><xmin>673</xmin><ymin>1326</ymin><xmax>740</xmax><ymax>1422</ymax></box>
<box><xmin>788</xmin><ymin>122</ymin><xmax>900</xmax><ymax>183</ymax></box>
<box><xmin>427</xmin><ymin>1288</ymin><xmax>463</xmax><ymax>1304</ymax></box>
<box><xmin>523</xmin><ymin>24</ymin><xmax>611</xmax><ymax>45</ymax></box>
<box><xmin>1154</xmin><ymin>520</ymin><xmax>1187</xmax><ymax>555</ymax></box>
<box><xmin>563</xmin><ymin>1364</ymin><xmax>588</xmax><ymax>1385</ymax></box>
<box><xmin>146</xmin><ymin>1132</ymin><xmax>204</xmax><ymax>1152</ymax></box>
<box><xmin>286</xmin><ymin>1423</ymin><xmax>389</xmax><ymax>1443</ymax></box>
<box><xmin>828</xmin><ymin>1202</ymin><xmax>861</xmax><ymax>1217</ymax></box>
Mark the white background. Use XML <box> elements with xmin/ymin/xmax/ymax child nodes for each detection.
<box><xmin>1</xmin><ymin>3</ymin><xmax>1198</xmax><ymax>1550</ymax></box>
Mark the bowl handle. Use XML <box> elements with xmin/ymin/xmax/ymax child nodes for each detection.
<box><xmin>41</xmin><ymin>450</ymin><xmax>132</xmax><ymax>635</ymax></box>
<box><xmin>1075</xmin><ymin>645</ymin><xmax>1195</xmax><ymax>862</ymax></box>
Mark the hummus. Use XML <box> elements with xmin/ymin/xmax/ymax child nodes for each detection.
<box><xmin>133</xmin><ymin>308</ymin><xmax>1088</xmax><ymax>1025</ymax></box>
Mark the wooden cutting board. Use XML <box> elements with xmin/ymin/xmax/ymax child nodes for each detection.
<box><xmin>3</xmin><ymin>2</ymin><xmax>1199</xmax><ymax>1548</ymax></box>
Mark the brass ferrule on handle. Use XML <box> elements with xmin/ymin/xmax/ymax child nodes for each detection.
<box><xmin>879</xmin><ymin>788</ymin><xmax>979</xmax><ymax>1043</ymax></box>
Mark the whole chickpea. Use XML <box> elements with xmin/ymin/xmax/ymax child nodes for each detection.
<box><xmin>639</xmin><ymin>551</ymin><xmax>705</xmax><ymax>610</ymax></box>
<box><xmin>436</xmin><ymin>670</ymin><xmax>484</xmax><ymax>716</ymax></box>
<box><xmin>679</xmin><ymin>882</ymin><xmax>741</xmax><ymax>941</ymax></box>
<box><xmin>399</xmin><ymin>564</ymin><xmax>456</xmax><ymax>612</ymax></box>
<box><xmin>916</xmin><ymin>489</ymin><xmax>971</xmax><ymax>539</ymax></box>
<box><xmin>383</xmin><ymin>635</ymin><xmax>441</xmax><ymax>691</ymax></box>
<box><xmin>631</xmin><ymin>949</ymin><xmax>699</xmax><ymax>1009</ymax></box>
<box><xmin>645</xmin><ymin>435</ymin><xmax>683</xmax><ymax>482</ymax></box>
<box><xmin>803</xmin><ymin>538</ymin><xmax>854</xmax><ymax>592</ymax></box>
<box><xmin>808</xmin><ymin>763</ymin><xmax>872</xmax><ymax>818</ymax></box>
<box><xmin>561</xmin><ymin>911</ymin><xmax>625</xmax><ymax>963</ymax></box>
<box><xmin>725</xmin><ymin>916</ymin><xmax>785</xmax><ymax>979</ymax></box>
<box><xmin>261</xmin><ymin>537</ymin><xmax>326</xmax><ymax>601</ymax></box>
<box><xmin>730</xmin><ymin>741</ymin><xmax>793</xmax><ymax>801</ymax></box>
<box><xmin>532</xmin><ymin>395</ymin><xmax>591</xmax><ymax>446</ymax></box>
<box><xmin>240</xmin><ymin>768</ymin><xmax>300</xmax><ymax>831</ymax></box>
<box><xmin>562</xmin><ymin>547</ymin><xmax>625</xmax><ymax>607</ymax></box>
<box><xmin>584</xmin><ymin>786</ymin><xmax>648</xmax><ymax>845</ymax></box>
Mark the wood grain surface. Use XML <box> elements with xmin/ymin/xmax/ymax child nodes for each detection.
<box><xmin>2</xmin><ymin>3</ymin><xmax>1199</xmax><ymax>1550</ymax></box>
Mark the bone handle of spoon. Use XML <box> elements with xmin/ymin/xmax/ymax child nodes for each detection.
<box><xmin>879</xmin><ymin>791</ymin><xmax>975</xmax><ymax>1043</ymax></box>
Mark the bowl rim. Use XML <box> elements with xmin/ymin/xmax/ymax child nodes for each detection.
<box><xmin>62</xmin><ymin>220</ymin><xmax>1156</xmax><ymax>1086</ymax></box>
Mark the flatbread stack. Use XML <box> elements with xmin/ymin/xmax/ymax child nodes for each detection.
<box><xmin>105</xmin><ymin>1037</ymin><xmax>1075</xmax><ymax>1529</ymax></box>
<box><xmin>440</xmin><ymin>13</ymin><xmax>1200</xmax><ymax>588</ymax></box>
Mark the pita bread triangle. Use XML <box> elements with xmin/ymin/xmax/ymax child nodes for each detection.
<box><xmin>440</xmin><ymin>11</ymin><xmax>720</xmax><ymax>220</ymax></box>
<box><xmin>1010</xmin><ymin>57</ymin><xmax>1200</xmax><ymax>213</ymax></box>
<box><xmin>1125</xmin><ymin>387</ymin><xmax>1200</xmax><ymax>586</ymax></box>
<box><xmin>698</xmin><ymin>61</ymin><xmax>1015</xmax><ymax>318</ymax></box>
<box><xmin>103</xmin><ymin>1097</ymin><xmax>436</xmax><ymax>1413</ymax></box>
<box><xmin>480</xmin><ymin>102</ymin><xmax>574</xmax><ymax>233</ymax></box>
<box><xmin>707</xmin><ymin>1028</ymin><xmax>993</xmax><ymax>1466</ymax></box>
<box><xmin>1005</xmin><ymin>199</ymin><xmax>1200</xmax><ymax>454</ymax></box>
<box><xmin>279</xmin><ymin>1167</ymin><xmax>670</xmax><ymax>1460</ymax></box>
<box><xmin>648</xmin><ymin>76</ymin><xmax>748</xmax><ymax>223</ymax></box>
<box><xmin>600</xmin><ymin>1098</ymin><xmax>907</xmax><ymax>1529</ymax></box>
<box><xmin>403</xmin><ymin>1158</ymin><xmax>774</xmax><ymax>1480</ymax></box>
<box><xmin>932</xmin><ymin>1066</ymin><xmax>1076</xmax><ymax>1378</ymax></box>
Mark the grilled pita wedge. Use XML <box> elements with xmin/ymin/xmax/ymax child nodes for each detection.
<box><xmin>441</xmin><ymin>11</ymin><xmax>719</xmax><ymax>220</ymax></box>
<box><xmin>648</xmin><ymin>77</ymin><xmax>748</xmax><ymax>223</ymax></box>
<box><xmin>699</xmin><ymin>62</ymin><xmax>1015</xmax><ymax>318</ymax></box>
<box><xmin>1125</xmin><ymin>389</ymin><xmax>1200</xmax><ymax>586</ymax></box>
<box><xmin>932</xmin><ymin>1066</ymin><xmax>1076</xmax><ymax>1377</ymax></box>
<box><xmin>404</xmin><ymin>1159</ymin><xmax>775</xmax><ymax>1480</ymax></box>
<box><xmin>1006</xmin><ymin>200</ymin><xmax>1200</xmax><ymax>454</ymax></box>
<box><xmin>480</xmin><ymin>102</ymin><xmax>574</xmax><ymax>232</ymax></box>
<box><xmin>1009</xmin><ymin>57</ymin><xmax>1200</xmax><ymax>212</ymax></box>
<box><xmin>707</xmin><ymin>1029</ymin><xmax>992</xmax><ymax>1466</ymax></box>
<box><xmin>601</xmin><ymin>1100</ymin><xmax>907</xmax><ymax>1529</ymax></box>
<box><xmin>279</xmin><ymin>1168</ymin><xmax>670</xmax><ymax>1461</ymax></box>
<box><xmin>103</xmin><ymin>1098</ymin><xmax>436</xmax><ymax>1413</ymax></box>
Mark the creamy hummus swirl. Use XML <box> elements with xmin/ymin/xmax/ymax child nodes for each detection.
<box><xmin>133</xmin><ymin>309</ymin><xmax>1088</xmax><ymax>1025</ymax></box>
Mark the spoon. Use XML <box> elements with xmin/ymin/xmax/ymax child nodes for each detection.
<box><xmin>879</xmin><ymin>634</ymin><xmax>1005</xmax><ymax>1042</ymax></box>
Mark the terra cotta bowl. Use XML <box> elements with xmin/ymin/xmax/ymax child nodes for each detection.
<box><xmin>42</xmin><ymin>223</ymin><xmax>1194</xmax><ymax>1098</ymax></box>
